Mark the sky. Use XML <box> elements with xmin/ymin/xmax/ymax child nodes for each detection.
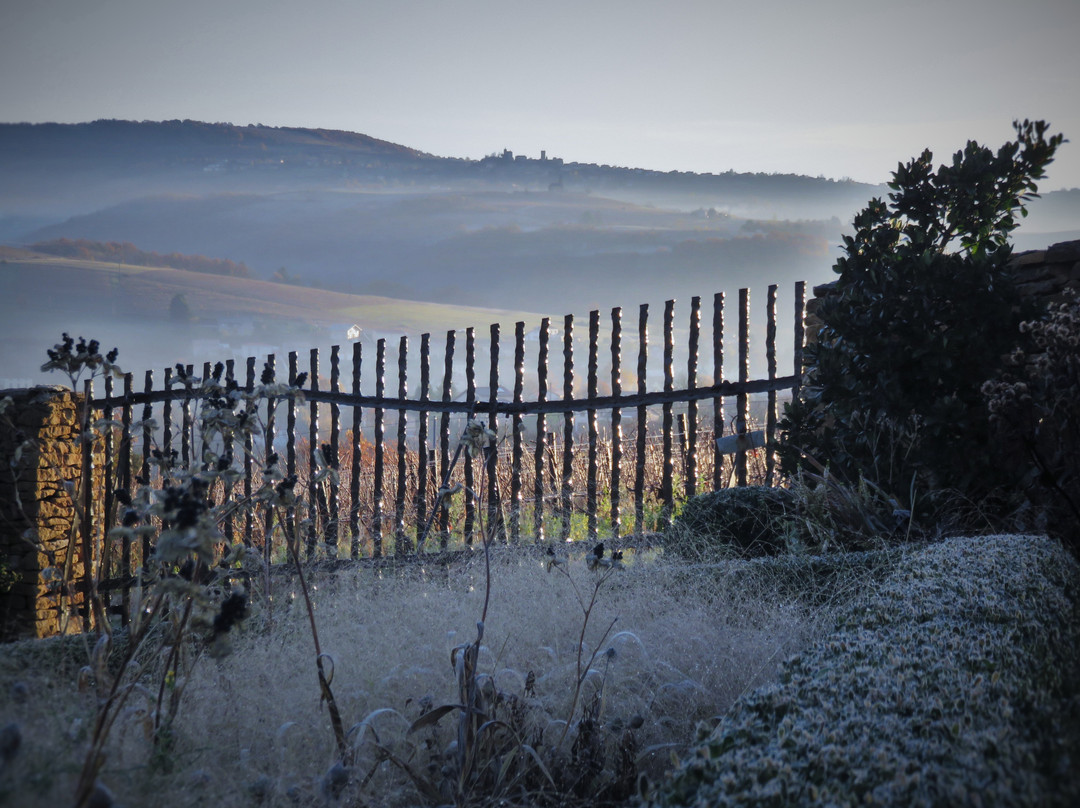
<box><xmin>2</xmin><ymin>0</ymin><xmax>1079</xmax><ymax>188</ymax></box>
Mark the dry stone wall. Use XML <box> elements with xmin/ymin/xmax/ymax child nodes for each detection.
<box><xmin>0</xmin><ymin>386</ymin><xmax>96</xmax><ymax>640</ymax></box>
<box><xmin>1010</xmin><ymin>239</ymin><xmax>1080</xmax><ymax>302</ymax></box>
<box><xmin>804</xmin><ymin>239</ymin><xmax>1080</xmax><ymax>345</ymax></box>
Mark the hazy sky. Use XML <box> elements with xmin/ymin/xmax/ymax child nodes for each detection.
<box><xmin>2</xmin><ymin>0</ymin><xmax>1079</xmax><ymax>188</ymax></box>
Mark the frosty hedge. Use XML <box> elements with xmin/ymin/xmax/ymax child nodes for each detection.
<box><xmin>644</xmin><ymin>534</ymin><xmax>1080</xmax><ymax>807</ymax></box>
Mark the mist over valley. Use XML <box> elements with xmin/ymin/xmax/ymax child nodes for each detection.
<box><xmin>2</xmin><ymin>120</ymin><xmax>1076</xmax><ymax>389</ymax></box>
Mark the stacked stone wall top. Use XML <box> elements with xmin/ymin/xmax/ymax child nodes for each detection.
<box><xmin>804</xmin><ymin>239</ymin><xmax>1080</xmax><ymax>346</ymax></box>
<box><xmin>1011</xmin><ymin>239</ymin><xmax>1080</xmax><ymax>302</ymax></box>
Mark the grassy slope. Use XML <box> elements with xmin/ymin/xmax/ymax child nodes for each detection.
<box><xmin>0</xmin><ymin>251</ymin><xmax>547</xmax><ymax>334</ymax></box>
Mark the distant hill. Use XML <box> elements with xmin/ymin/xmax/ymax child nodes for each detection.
<box><xmin>0</xmin><ymin>119</ymin><xmax>878</xmax><ymax>221</ymax></box>
<box><xmin>0</xmin><ymin>119</ymin><xmax>445</xmax><ymax>220</ymax></box>
<box><xmin>5</xmin><ymin>119</ymin><xmax>1073</xmax><ymax>223</ymax></box>
<box><xmin>0</xmin><ymin>119</ymin><xmax>430</xmax><ymax>164</ymax></box>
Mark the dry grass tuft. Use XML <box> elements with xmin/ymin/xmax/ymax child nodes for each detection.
<box><xmin>0</xmin><ymin>548</ymin><xmax>849</xmax><ymax>807</ymax></box>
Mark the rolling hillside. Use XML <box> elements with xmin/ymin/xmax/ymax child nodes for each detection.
<box><xmin>17</xmin><ymin>187</ymin><xmax>838</xmax><ymax>313</ymax></box>
<box><xmin>0</xmin><ymin>247</ymin><xmax>547</xmax><ymax>387</ymax></box>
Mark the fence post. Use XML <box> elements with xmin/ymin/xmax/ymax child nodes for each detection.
<box><xmin>464</xmin><ymin>328</ymin><xmax>476</xmax><ymax>545</ymax></box>
<box><xmin>80</xmin><ymin>379</ymin><xmax>100</xmax><ymax>631</ymax></box>
<box><xmin>102</xmin><ymin>375</ymin><xmax>114</xmax><ymax>585</ymax></box>
<box><xmin>635</xmin><ymin>304</ymin><xmax>649</xmax><ymax>536</ymax></box>
<box><xmin>661</xmin><ymin>300</ymin><xmax>675</xmax><ymax>528</ymax></box>
<box><xmin>610</xmin><ymin>307</ymin><xmax>623</xmax><ymax>539</ymax></box>
<box><xmin>182</xmin><ymin>364</ymin><xmax>194</xmax><ymax>469</ymax></box>
<box><xmin>395</xmin><ymin>336</ymin><xmax>409</xmax><ymax>554</ymax></box>
<box><xmin>221</xmin><ymin>359</ymin><xmax>236</xmax><ymax>544</ymax></box>
<box><xmin>349</xmin><ymin>342</ymin><xmax>363</xmax><ymax>559</ymax></box>
<box><xmin>118</xmin><ymin>372</ymin><xmax>133</xmax><ymax>625</ymax></box>
<box><xmin>766</xmin><ymin>284</ymin><xmax>778</xmax><ymax>485</ymax></box>
<box><xmin>712</xmin><ymin>292</ymin><xmax>725</xmax><ymax>490</ymax></box>
<box><xmin>487</xmin><ymin>323</ymin><xmax>503</xmax><ymax>542</ymax></box>
<box><xmin>794</xmin><ymin>280</ymin><xmax>806</xmax><ymax>396</ymax></box>
<box><xmin>307</xmin><ymin>348</ymin><xmax>320</xmax><ymax>558</ymax></box>
<box><xmin>587</xmin><ymin>310</ymin><xmax>599</xmax><ymax>540</ymax></box>
<box><xmin>328</xmin><ymin>345</ymin><xmax>341</xmax><ymax>556</ymax></box>
<box><xmin>686</xmin><ymin>296</ymin><xmax>700</xmax><ymax>501</ymax></box>
<box><xmin>511</xmin><ymin>322</ymin><xmax>525</xmax><ymax>542</ymax></box>
<box><xmin>262</xmin><ymin>354</ymin><xmax>276</xmax><ymax>566</ymax></box>
<box><xmin>372</xmin><ymin>340</ymin><xmax>385</xmax><ymax>557</ymax></box>
<box><xmin>286</xmin><ymin>352</ymin><xmax>299</xmax><ymax>551</ymax></box>
<box><xmin>533</xmin><ymin>318</ymin><xmax>549</xmax><ymax>543</ymax></box>
<box><xmin>561</xmin><ymin>314</ymin><xmax>575</xmax><ymax>541</ymax></box>
<box><xmin>244</xmin><ymin>356</ymin><xmax>256</xmax><ymax>547</ymax></box>
<box><xmin>736</xmin><ymin>289</ymin><xmax>750</xmax><ymax>486</ymax></box>
<box><xmin>438</xmin><ymin>331</ymin><xmax>455</xmax><ymax>550</ymax></box>
<box><xmin>417</xmin><ymin>334</ymin><xmax>431</xmax><ymax>544</ymax></box>
<box><xmin>139</xmin><ymin>370</ymin><xmax>155</xmax><ymax>571</ymax></box>
<box><xmin>162</xmin><ymin>366</ymin><xmax>173</xmax><ymax>483</ymax></box>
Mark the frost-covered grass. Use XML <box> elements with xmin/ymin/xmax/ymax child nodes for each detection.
<box><xmin>0</xmin><ymin>546</ymin><xmax>843</xmax><ymax>808</ymax></box>
<box><xmin>6</xmin><ymin>535</ymin><xmax>1074</xmax><ymax>807</ymax></box>
<box><xmin>644</xmin><ymin>534</ymin><xmax>1080</xmax><ymax>807</ymax></box>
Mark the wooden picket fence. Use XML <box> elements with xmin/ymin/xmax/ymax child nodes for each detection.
<box><xmin>85</xmin><ymin>283</ymin><xmax>806</xmax><ymax>582</ymax></box>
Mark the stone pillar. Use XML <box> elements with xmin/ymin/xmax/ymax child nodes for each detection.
<box><xmin>0</xmin><ymin>386</ymin><xmax>89</xmax><ymax>640</ymax></box>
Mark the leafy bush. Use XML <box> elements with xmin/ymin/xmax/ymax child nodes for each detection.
<box><xmin>781</xmin><ymin>120</ymin><xmax>1065</xmax><ymax>514</ymax></box>
<box><xmin>667</xmin><ymin>486</ymin><xmax>798</xmax><ymax>559</ymax></box>
<box><xmin>781</xmin><ymin>465</ymin><xmax>911</xmax><ymax>553</ymax></box>
<box><xmin>983</xmin><ymin>291</ymin><xmax>1080</xmax><ymax>556</ymax></box>
<box><xmin>668</xmin><ymin>469</ymin><xmax>910</xmax><ymax>561</ymax></box>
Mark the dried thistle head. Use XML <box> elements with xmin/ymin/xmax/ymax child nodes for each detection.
<box><xmin>40</xmin><ymin>333</ymin><xmax>122</xmax><ymax>388</ymax></box>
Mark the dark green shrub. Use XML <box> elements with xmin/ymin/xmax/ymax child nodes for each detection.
<box><xmin>781</xmin><ymin>120</ymin><xmax>1065</xmax><ymax>515</ymax></box>
<box><xmin>983</xmin><ymin>291</ymin><xmax>1080</xmax><ymax>556</ymax></box>
<box><xmin>667</xmin><ymin>486</ymin><xmax>797</xmax><ymax>559</ymax></box>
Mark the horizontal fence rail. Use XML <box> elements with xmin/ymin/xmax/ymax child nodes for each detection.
<box><xmin>84</xmin><ymin>283</ymin><xmax>806</xmax><ymax>614</ymax></box>
<box><xmin>92</xmin><ymin>376</ymin><xmax>798</xmax><ymax>413</ymax></box>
